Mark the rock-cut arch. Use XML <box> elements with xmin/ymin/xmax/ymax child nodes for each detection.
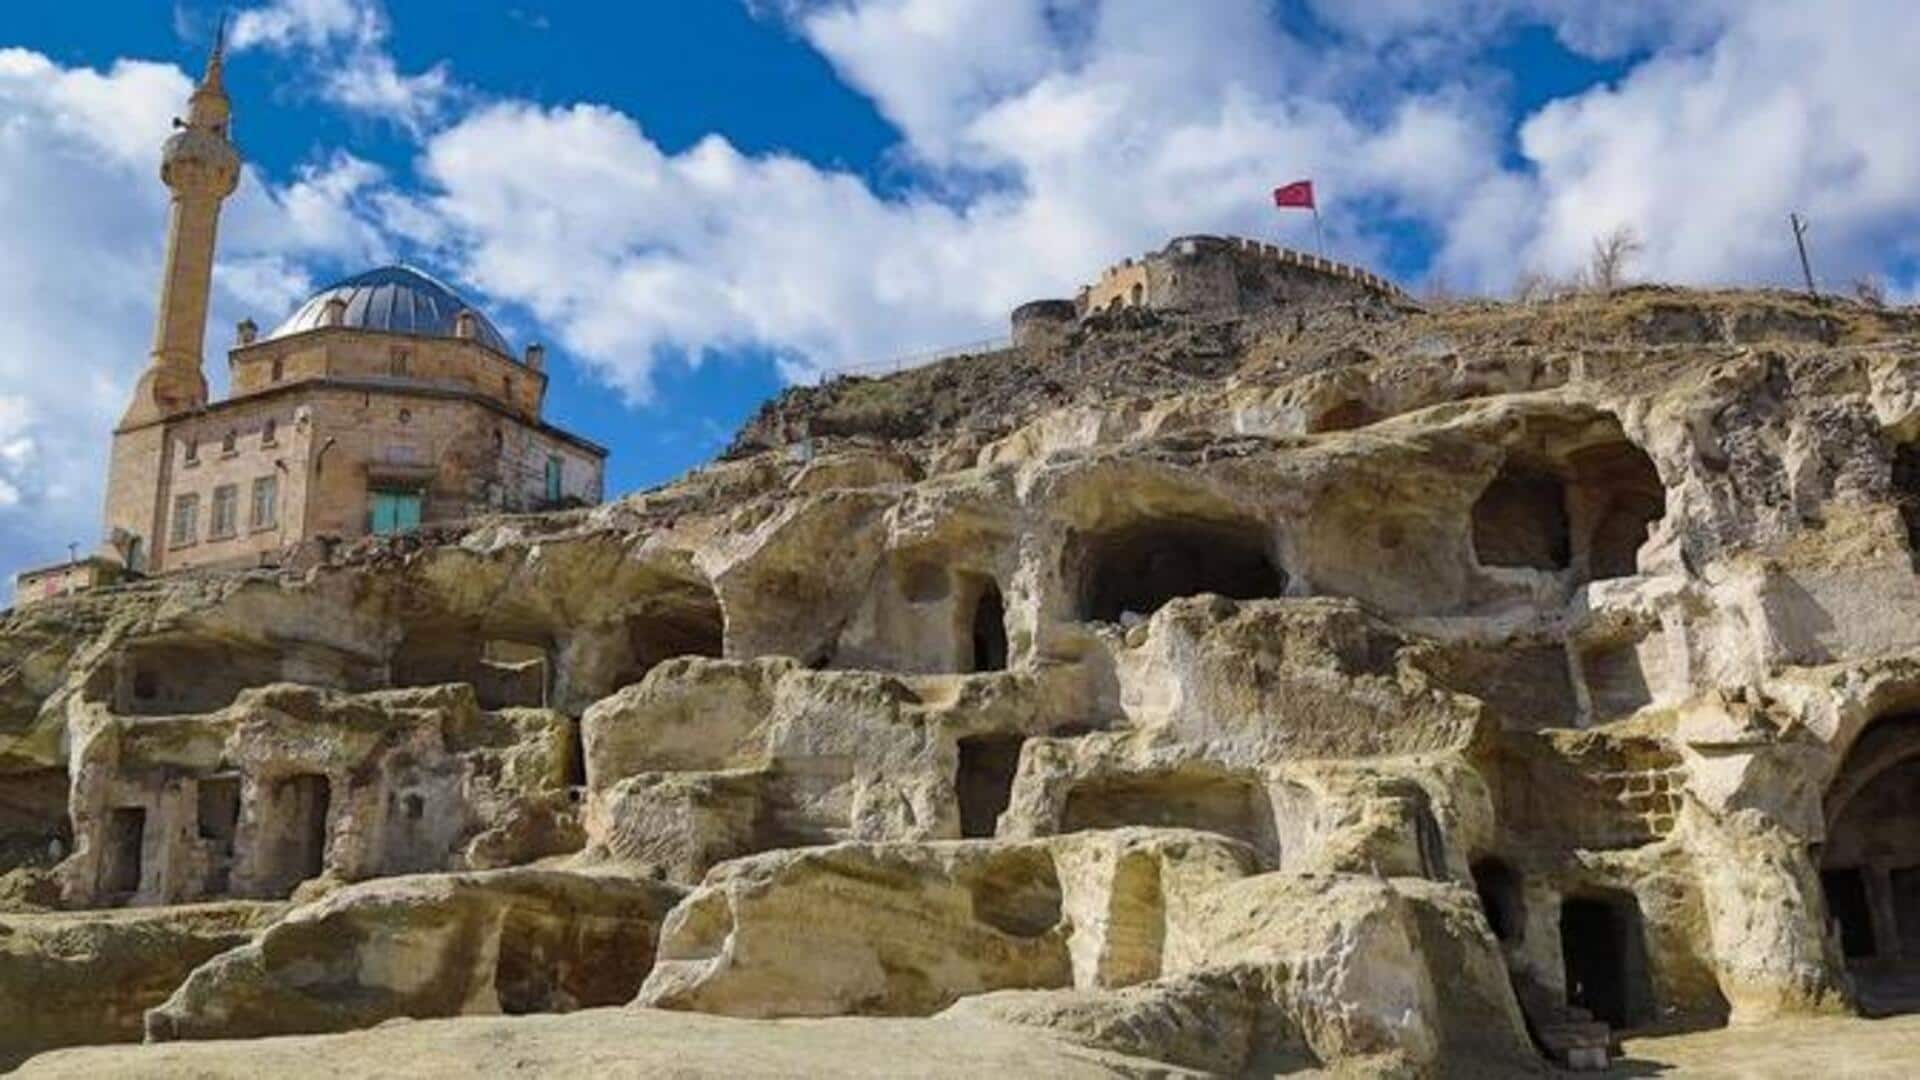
<box><xmin>1820</xmin><ymin>711</ymin><xmax>1920</xmax><ymax>1012</ymax></box>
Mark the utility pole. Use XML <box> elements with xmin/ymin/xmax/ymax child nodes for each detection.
<box><xmin>1789</xmin><ymin>212</ymin><xmax>1818</xmax><ymax>298</ymax></box>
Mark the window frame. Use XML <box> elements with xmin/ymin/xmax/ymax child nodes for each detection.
<box><xmin>169</xmin><ymin>493</ymin><xmax>200</xmax><ymax>548</ymax></box>
<box><xmin>209</xmin><ymin>484</ymin><xmax>239</xmax><ymax>539</ymax></box>
<box><xmin>250</xmin><ymin>475</ymin><xmax>279</xmax><ymax>531</ymax></box>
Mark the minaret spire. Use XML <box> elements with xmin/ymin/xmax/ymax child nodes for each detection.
<box><xmin>119</xmin><ymin>24</ymin><xmax>242</xmax><ymax>428</ymax></box>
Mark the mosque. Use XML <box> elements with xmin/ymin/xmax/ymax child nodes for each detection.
<box><xmin>18</xmin><ymin>38</ymin><xmax>606</xmax><ymax>601</ymax></box>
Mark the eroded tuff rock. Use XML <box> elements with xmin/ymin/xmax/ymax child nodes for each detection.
<box><xmin>147</xmin><ymin>865</ymin><xmax>683</xmax><ymax>1042</ymax></box>
<box><xmin>0</xmin><ymin>900</ymin><xmax>285</xmax><ymax>1067</ymax></box>
<box><xmin>11</xmin><ymin>288</ymin><xmax>1920</xmax><ymax>1073</ymax></box>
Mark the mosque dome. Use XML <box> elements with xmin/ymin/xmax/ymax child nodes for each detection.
<box><xmin>265</xmin><ymin>265</ymin><xmax>512</xmax><ymax>355</ymax></box>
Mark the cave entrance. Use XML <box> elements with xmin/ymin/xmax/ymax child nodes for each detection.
<box><xmin>1894</xmin><ymin>443</ymin><xmax>1920</xmax><ymax>567</ymax></box>
<box><xmin>966</xmin><ymin>578</ymin><xmax>1009</xmax><ymax>673</ymax></box>
<box><xmin>1570</xmin><ymin>442</ymin><xmax>1665</xmax><ymax>580</ymax></box>
<box><xmin>1473</xmin><ymin>439</ymin><xmax>1665</xmax><ymax>583</ymax></box>
<box><xmin>618</xmin><ymin>583</ymin><xmax>726</xmax><ymax>689</ymax></box>
<box><xmin>1822</xmin><ymin>868</ymin><xmax>1877</xmax><ymax>959</ymax></box>
<box><xmin>1061</xmin><ymin>768</ymin><xmax>1279</xmax><ymax>868</ymax></box>
<box><xmin>257</xmin><ymin>773</ymin><xmax>332</xmax><ymax>895</ymax></box>
<box><xmin>479</xmin><ymin>639</ymin><xmax>550</xmax><ymax>710</ymax></box>
<box><xmin>1820</xmin><ymin>711</ymin><xmax>1920</xmax><ymax>1012</ymax></box>
<box><xmin>956</xmin><ymin>735</ymin><xmax>1026</xmax><ymax>839</ymax></box>
<box><xmin>493</xmin><ymin>901</ymin><xmax>657</xmax><ymax>1015</ymax></box>
<box><xmin>196</xmin><ymin>776</ymin><xmax>241</xmax><ymax>895</ymax></box>
<box><xmin>1473</xmin><ymin>463</ymin><xmax>1571</xmax><ymax>571</ymax></box>
<box><xmin>119</xmin><ymin>639</ymin><xmax>288</xmax><ymax>716</ymax></box>
<box><xmin>1560</xmin><ymin>891</ymin><xmax>1654</xmax><ymax>1030</ymax></box>
<box><xmin>391</xmin><ymin>623</ymin><xmax>556</xmax><ymax>710</ymax></box>
<box><xmin>98</xmin><ymin>806</ymin><xmax>146</xmax><ymax>901</ymax></box>
<box><xmin>1472</xmin><ymin>858</ymin><xmax>1526</xmax><ymax>943</ymax></box>
<box><xmin>1077</xmin><ymin>517</ymin><xmax>1284</xmax><ymax>623</ymax></box>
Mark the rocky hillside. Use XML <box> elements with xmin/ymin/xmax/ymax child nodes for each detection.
<box><xmin>7</xmin><ymin>285</ymin><xmax>1920</xmax><ymax>1075</ymax></box>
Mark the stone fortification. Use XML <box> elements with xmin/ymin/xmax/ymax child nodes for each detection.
<box><xmin>8</xmin><ymin>284</ymin><xmax>1920</xmax><ymax>1074</ymax></box>
<box><xmin>1074</xmin><ymin>234</ymin><xmax>1405</xmax><ymax>318</ymax></box>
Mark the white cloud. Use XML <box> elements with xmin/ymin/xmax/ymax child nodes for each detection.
<box><xmin>1506</xmin><ymin>2</ymin><xmax>1920</xmax><ymax>290</ymax></box>
<box><xmin>230</xmin><ymin>0</ymin><xmax>382</xmax><ymax>52</ymax></box>
<box><xmin>13</xmin><ymin>1</ymin><xmax>1920</xmax><ymax>578</ymax></box>
<box><xmin>230</xmin><ymin>0</ymin><xmax>455</xmax><ymax>133</ymax></box>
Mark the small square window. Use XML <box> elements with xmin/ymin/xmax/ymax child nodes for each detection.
<box><xmin>271</xmin><ymin>358</ymin><xmax>284</xmax><ymax>382</ymax></box>
<box><xmin>262</xmin><ymin>419</ymin><xmax>278</xmax><ymax>445</ymax></box>
<box><xmin>221</xmin><ymin>430</ymin><xmax>237</xmax><ymax>455</ymax></box>
<box><xmin>184</xmin><ymin>438</ymin><xmax>199</xmax><ymax>465</ymax></box>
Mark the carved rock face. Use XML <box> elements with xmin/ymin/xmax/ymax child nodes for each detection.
<box><xmin>16</xmin><ymin>288</ymin><xmax>1920</xmax><ymax>1072</ymax></box>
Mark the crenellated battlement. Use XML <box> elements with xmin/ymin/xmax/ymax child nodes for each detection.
<box><xmin>1070</xmin><ymin>233</ymin><xmax>1404</xmax><ymax>320</ymax></box>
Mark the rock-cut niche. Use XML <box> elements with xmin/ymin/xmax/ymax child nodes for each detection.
<box><xmin>1472</xmin><ymin>438</ymin><xmax>1664</xmax><ymax>584</ymax></box>
<box><xmin>1820</xmin><ymin>711</ymin><xmax>1920</xmax><ymax>1012</ymax></box>
<box><xmin>1076</xmin><ymin>516</ymin><xmax>1285</xmax><ymax>623</ymax></box>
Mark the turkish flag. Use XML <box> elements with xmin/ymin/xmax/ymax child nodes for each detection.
<box><xmin>1273</xmin><ymin>180</ymin><xmax>1315</xmax><ymax>210</ymax></box>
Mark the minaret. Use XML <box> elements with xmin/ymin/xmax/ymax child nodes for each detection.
<box><xmin>119</xmin><ymin>28</ymin><xmax>241</xmax><ymax>428</ymax></box>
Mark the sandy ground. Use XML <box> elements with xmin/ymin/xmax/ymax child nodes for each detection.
<box><xmin>14</xmin><ymin>1008</ymin><xmax>1206</xmax><ymax>1079</ymax></box>
<box><xmin>17</xmin><ymin>1007</ymin><xmax>1920</xmax><ymax>1078</ymax></box>
<box><xmin>1613</xmin><ymin>1013</ymin><xmax>1920</xmax><ymax>1078</ymax></box>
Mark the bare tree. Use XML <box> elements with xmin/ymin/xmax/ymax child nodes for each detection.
<box><xmin>1853</xmin><ymin>273</ymin><xmax>1887</xmax><ymax>308</ymax></box>
<box><xmin>1512</xmin><ymin>268</ymin><xmax>1558</xmax><ymax>304</ymax></box>
<box><xmin>1587</xmin><ymin>225</ymin><xmax>1644</xmax><ymax>292</ymax></box>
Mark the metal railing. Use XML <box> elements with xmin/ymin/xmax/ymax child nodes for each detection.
<box><xmin>830</xmin><ymin>335</ymin><xmax>1015</xmax><ymax>379</ymax></box>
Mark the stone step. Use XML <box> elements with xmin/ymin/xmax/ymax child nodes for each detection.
<box><xmin>1537</xmin><ymin>1019</ymin><xmax>1613</xmax><ymax>1072</ymax></box>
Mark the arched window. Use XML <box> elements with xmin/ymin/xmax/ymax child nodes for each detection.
<box><xmin>390</xmin><ymin>350</ymin><xmax>409</xmax><ymax>377</ymax></box>
<box><xmin>262</xmin><ymin>419</ymin><xmax>277</xmax><ymax>445</ymax></box>
<box><xmin>221</xmin><ymin>430</ymin><xmax>237</xmax><ymax>454</ymax></box>
<box><xmin>1129</xmin><ymin>282</ymin><xmax>1145</xmax><ymax>307</ymax></box>
<box><xmin>271</xmin><ymin>357</ymin><xmax>284</xmax><ymax>382</ymax></box>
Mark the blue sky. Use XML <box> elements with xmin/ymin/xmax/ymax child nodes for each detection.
<box><xmin>2</xmin><ymin>1</ymin><xmax>1917</xmax><ymax>578</ymax></box>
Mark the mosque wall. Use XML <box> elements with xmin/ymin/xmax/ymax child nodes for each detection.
<box><xmin>148</xmin><ymin>396</ymin><xmax>315</xmax><ymax>574</ymax></box>
<box><xmin>228</xmin><ymin>330</ymin><xmax>546</xmax><ymax>420</ymax></box>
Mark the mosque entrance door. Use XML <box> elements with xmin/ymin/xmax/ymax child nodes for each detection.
<box><xmin>370</xmin><ymin>490</ymin><xmax>423</xmax><ymax>535</ymax></box>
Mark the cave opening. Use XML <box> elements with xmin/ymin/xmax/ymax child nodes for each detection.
<box><xmin>255</xmin><ymin>773</ymin><xmax>332</xmax><ymax>896</ymax></box>
<box><xmin>956</xmin><ymin>734</ymin><xmax>1026</xmax><ymax>839</ymax></box>
<box><xmin>1472</xmin><ymin>858</ymin><xmax>1526</xmax><ymax>943</ymax></box>
<box><xmin>1472</xmin><ymin>438</ymin><xmax>1665</xmax><ymax>583</ymax></box>
<box><xmin>617</xmin><ymin>583</ymin><xmax>726</xmax><ymax>690</ymax></box>
<box><xmin>967</xmin><ymin>579</ymin><xmax>1009</xmax><ymax>673</ymax></box>
<box><xmin>1568</xmin><ymin>441</ymin><xmax>1665</xmax><ymax>580</ymax></box>
<box><xmin>1077</xmin><ymin>517</ymin><xmax>1284</xmax><ymax>623</ymax></box>
<box><xmin>118</xmin><ymin>639</ymin><xmax>288</xmax><ymax>716</ymax></box>
<box><xmin>1061</xmin><ymin>768</ymin><xmax>1280</xmax><ymax>868</ymax></box>
<box><xmin>1559</xmin><ymin>891</ymin><xmax>1654</xmax><ymax>1030</ymax></box>
<box><xmin>196</xmin><ymin>776</ymin><xmax>241</xmax><ymax>895</ymax></box>
<box><xmin>98</xmin><ymin>806</ymin><xmax>146</xmax><ymax>901</ymax></box>
<box><xmin>1472</xmin><ymin>463</ymin><xmax>1571</xmax><ymax>571</ymax></box>
<box><xmin>1820</xmin><ymin>711</ymin><xmax>1920</xmax><ymax>1012</ymax></box>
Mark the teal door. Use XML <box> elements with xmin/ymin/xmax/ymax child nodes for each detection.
<box><xmin>370</xmin><ymin>491</ymin><xmax>423</xmax><ymax>535</ymax></box>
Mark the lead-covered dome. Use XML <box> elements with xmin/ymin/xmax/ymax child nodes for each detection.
<box><xmin>266</xmin><ymin>265</ymin><xmax>511</xmax><ymax>355</ymax></box>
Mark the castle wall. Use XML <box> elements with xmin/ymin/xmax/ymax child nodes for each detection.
<box><xmin>1076</xmin><ymin>235</ymin><xmax>1402</xmax><ymax>318</ymax></box>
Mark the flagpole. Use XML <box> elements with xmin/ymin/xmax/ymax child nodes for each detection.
<box><xmin>1312</xmin><ymin>205</ymin><xmax>1325</xmax><ymax>258</ymax></box>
